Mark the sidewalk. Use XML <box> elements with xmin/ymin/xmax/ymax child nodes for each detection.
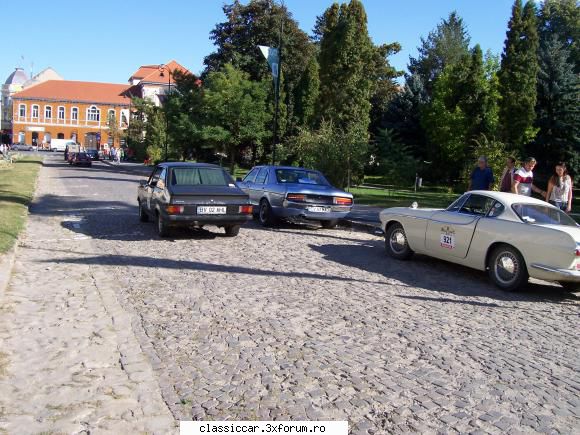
<box><xmin>0</xmin><ymin>162</ymin><xmax>175</xmax><ymax>433</ymax></box>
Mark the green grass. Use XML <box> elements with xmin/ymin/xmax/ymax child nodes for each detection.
<box><xmin>0</xmin><ymin>156</ymin><xmax>43</xmax><ymax>254</ymax></box>
<box><xmin>350</xmin><ymin>186</ymin><xmax>459</xmax><ymax>209</ymax></box>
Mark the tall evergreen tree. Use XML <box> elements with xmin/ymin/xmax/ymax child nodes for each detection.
<box><xmin>533</xmin><ymin>35</ymin><xmax>580</xmax><ymax>175</ymax></box>
<box><xmin>498</xmin><ymin>0</ymin><xmax>540</xmax><ymax>151</ymax></box>
<box><xmin>408</xmin><ymin>11</ymin><xmax>471</xmax><ymax>98</ymax></box>
<box><xmin>316</xmin><ymin>0</ymin><xmax>375</xmax><ymax>140</ymax></box>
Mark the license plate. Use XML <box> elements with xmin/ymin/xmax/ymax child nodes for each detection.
<box><xmin>307</xmin><ymin>206</ymin><xmax>331</xmax><ymax>213</ymax></box>
<box><xmin>197</xmin><ymin>206</ymin><xmax>227</xmax><ymax>215</ymax></box>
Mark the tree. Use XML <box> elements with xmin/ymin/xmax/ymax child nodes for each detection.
<box><xmin>201</xmin><ymin>64</ymin><xmax>271</xmax><ymax>173</ymax></box>
<box><xmin>125</xmin><ymin>97</ymin><xmax>149</xmax><ymax>160</ymax></box>
<box><xmin>498</xmin><ymin>0</ymin><xmax>540</xmax><ymax>150</ymax></box>
<box><xmin>367</xmin><ymin>128</ymin><xmax>417</xmax><ymax>186</ymax></box>
<box><xmin>107</xmin><ymin>111</ymin><xmax>122</xmax><ymax>149</ymax></box>
<box><xmin>538</xmin><ymin>0</ymin><xmax>580</xmax><ymax>73</ymax></box>
<box><xmin>382</xmin><ymin>73</ymin><xmax>429</xmax><ymax>160</ymax></box>
<box><xmin>203</xmin><ymin>0</ymin><xmax>314</xmax><ymax>139</ymax></box>
<box><xmin>144</xmin><ymin>106</ymin><xmax>167</xmax><ymax>163</ymax></box>
<box><xmin>316</xmin><ymin>0</ymin><xmax>376</xmax><ymax>141</ymax></box>
<box><xmin>532</xmin><ymin>35</ymin><xmax>580</xmax><ymax>175</ymax></box>
<box><xmin>293</xmin><ymin>120</ymin><xmax>367</xmax><ymax>188</ymax></box>
<box><xmin>165</xmin><ymin>70</ymin><xmax>206</xmax><ymax>161</ymax></box>
<box><xmin>408</xmin><ymin>11</ymin><xmax>471</xmax><ymax>98</ymax></box>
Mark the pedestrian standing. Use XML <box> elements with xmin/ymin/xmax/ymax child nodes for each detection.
<box><xmin>468</xmin><ymin>156</ymin><xmax>494</xmax><ymax>191</ymax></box>
<box><xmin>110</xmin><ymin>147</ymin><xmax>116</xmax><ymax>162</ymax></box>
<box><xmin>545</xmin><ymin>162</ymin><xmax>573</xmax><ymax>213</ymax></box>
<box><xmin>512</xmin><ymin>157</ymin><xmax>546</xmax><ymax>197</ymax></box>
<box><xmin>500</xmin><ymin>156</ymin><xmax>516</xmax><ymax>192</ymax></box>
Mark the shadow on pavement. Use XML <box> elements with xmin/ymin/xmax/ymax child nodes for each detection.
<box><xmin>309</xmin><ymin>242</ymin><xmax>580</xmax><ymax>304</ymax></box>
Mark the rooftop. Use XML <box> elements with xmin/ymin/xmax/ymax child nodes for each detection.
<box><xmin>13</xmin><ymin>80</ymin><xmax>131</xmax><ymax>105</ymax></box>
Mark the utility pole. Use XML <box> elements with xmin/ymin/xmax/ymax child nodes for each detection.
<box><xmin>272</xmin><ymin>9</ymin><xmax>283</xmax><ymax>165</ymax></box>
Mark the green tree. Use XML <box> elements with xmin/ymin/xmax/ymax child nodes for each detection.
<box><xmin>408</xmin><ymin>11</ymin><xmax>471</xmax><ymax>98</ymax></box>
<box><xmin>538</xmin><ymin>0</ymin><xmax>580</xmax><ymax>73</ymax></box>
<box><xmin>293</xmin><ymin>53</ymin><xmax>320</xmax><ymax>131</ymax></box>
<box><xmin>532</xmin><ymin>35</ymin><xmax>580</xmax><ymax>175</ymax></box>
<box><xmin>125</xmin><ymin>97</ymin><xmax>149</xmax><ymax>160</ymax></box>
<box><xmin>203</xmin><ymin>0</ymin><xmax>313</xmax><ymax>139</ymax></box>
<box><xmin>367</xmin><ymin>129</ymin><xmax>417</xmax><ymax>186</ymax></box>
<box><xmin>145</xmin><ymin>106</ymin><xmax>167</xmax><ymax>163</ymax></box>
<box><xmin>498</xmin><ymin>0</ymin><xmax>540</xmax><ymax>150</ymax></box>
<box><xmin>316</xmin><ymin>0</ymin><xmax>375</xmax><ymax>140</ymax></box>
<box><xmin>165</xmin><ymin>70</ymin><xmax>206</xmax><ymax>160</ymax></box>
<box><xmin>107</xmin><ymin>111</ymin><xmax>122</xmax><ymax>149</ymax></box>
<box><xmin>201</xmin><ymin>64</ymin><xmax>271</xmax><ymax>173</ymax></box>
<box><xmin>293</xmin><ymin>120</ymin><xmax>367</xmax><ymax>188</ymax></box>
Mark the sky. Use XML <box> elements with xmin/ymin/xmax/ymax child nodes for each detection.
<box><xmin>1</xmin><ymin>0</ymin><xmax>517</xmax><ymax>85</ymax></box>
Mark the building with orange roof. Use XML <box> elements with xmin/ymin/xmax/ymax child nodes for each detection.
<box><xmin>127</xmin><ymin>60</ymin><xmax>190</xmax><ymax>106</ymax></box>
<box><xmin>11</xmin><ymin>80</ymin><xmax>131</xmax><ymax>149</ymax></box>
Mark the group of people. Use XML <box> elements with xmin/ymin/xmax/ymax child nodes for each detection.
<box><xmin>468</xmin><ymin>156</ymin><xmax>573</xmax><ymax>213</ymax></box>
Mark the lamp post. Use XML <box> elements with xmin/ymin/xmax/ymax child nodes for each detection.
<box><xmin>159</xmin><ymin>64</ymin><xmax>171</xmax><ymax>161</ymax></box>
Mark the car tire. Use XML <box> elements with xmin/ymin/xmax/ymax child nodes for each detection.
<box><xmin>224</xmin><ymin>225</ymin><xmax>240</xmax><ymax>237</ymax></box>
<box><xmin>321</xmin><ymin>219</ymin><xmax>338</xmax><ymax>229</ymax></box>
<box><xmin>385</xmin><ymin>223</ymin><xmax>413</xmax><ymax>260</ymax></box>
<box><xmin>488</xmin><ymin>245</ymin><xmax>528</xmax><ymax>292</ymax></box>
<box><xmin>138</xmin><ymin>201</ymin><xmax>149</xmax><ymax>222</ymax></box>
<box><xmin>259</xmin><ymin>199</ymin><xmax>276</xmax><ymax>227</ymax></box>
<box><xmin>156</xmin><ymin>212</ymin><xmax>170</xmax><ymax>237</ymax></box>
<box><xmin>559</xmin><ymin>282</ymin><xmax>580</xmax><ymax>292</ymax></box>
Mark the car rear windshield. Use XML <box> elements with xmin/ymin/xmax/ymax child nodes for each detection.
<box><xmin>170</xmin><ymin>168</ymin><xmax>231</xmax><ymax>186</ymax></box>
<box><xmin>512</xmin><ymin>203</ymin><xmax>578</xmax><ymax>227</ymax></box>
<box><xmin>275</xmin><ymin>169</ymin><xmax>328</xmax><ymax>185</ymax></box>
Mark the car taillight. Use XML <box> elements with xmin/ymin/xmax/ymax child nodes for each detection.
<box><xmin>287</xmin><ymin>193</ymin><xmax>306</xmax><ymax>202</ymax></box>
<box><xmin>334</xmin><ymin>197</ymin><xmax>352</xmax><ymax>206</ymax></box>
<box><xmin>239</xmin><ymin>205</ymin><xmax>253</xmax><ymax>214</ymax></box>
<box><xmin>166</xmin><ymin>205</ymin><xmax>184</xmax><ymax>214</ymax></box>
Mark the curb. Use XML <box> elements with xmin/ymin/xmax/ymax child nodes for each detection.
<box><xmin>99</xmin><ymin>159</ymin><xmax>153</xmax><ymax>175</ymax></box>
<box><xmin>0</xmin><ymin>246</ymin><xmax>17</xmax><ymax>300</ymax></box>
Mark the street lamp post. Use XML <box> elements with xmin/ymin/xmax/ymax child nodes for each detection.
<box><xmin>159</xmin><ymin>64</ymin><xmax>171</xmax><ymax>161</ymax></box>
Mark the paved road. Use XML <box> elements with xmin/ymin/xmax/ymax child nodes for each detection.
<box><xmin>1</xmin><ymin>154</ymin><xmax>579</xmax><ymax>434</ymax></box>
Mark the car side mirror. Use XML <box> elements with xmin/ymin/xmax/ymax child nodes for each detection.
<box><xmin>236</xmin><ymin>177</ymin><xmax>243</xmax><ymax>182</ymax></box>
<box><xmin>150</xmin><ymin>180</ymin><xmax>157</xmax><ymax>187</ymax></box>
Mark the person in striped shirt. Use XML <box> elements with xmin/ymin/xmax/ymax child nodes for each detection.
<box><xmin>512</xmin><ymin>157</ymin><xmax>546</xmax><ymax>197</ymax></box>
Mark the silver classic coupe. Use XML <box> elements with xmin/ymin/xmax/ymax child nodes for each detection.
<box><xmin>237</xmin><ymin>165</ymin><xmax>354</xmax><ymax>228</ymax></box>
<box><xmin>380</xmin><ymin>191</ymin><xmax>580</xmax><ymax>292</ymax></box>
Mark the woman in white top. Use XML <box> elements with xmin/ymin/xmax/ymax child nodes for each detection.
<box><xmin>545</xmin><ymin>162</ymin><xmax>573</xmax><ymax>213</ymax></box>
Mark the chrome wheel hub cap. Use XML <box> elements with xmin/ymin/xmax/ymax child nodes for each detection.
<box><xmin>390</xmin><ymin>231</ymin><xmax>406</xmax><ymax>252</ymax></box>
<box><xmin>495</xmin><ymin>252</ymin><xmax>518</xmax><ymax>283</ymax></box>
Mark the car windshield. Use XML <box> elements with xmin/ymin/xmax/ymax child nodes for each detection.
<box><xmin>170</xmin><ymin>167</ymin><xmax>231</xmax><ymax>186</ymax></box>
<box><xmin>275</xmin><ymin>169</ymin><xmax>329</xmax><ymax>185</ymax></box>
<box><xmin>512</xmin><ymin>203</ymin><xmax>578</xmax><ymax>227</ymax></box>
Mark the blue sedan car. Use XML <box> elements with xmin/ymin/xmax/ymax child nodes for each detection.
<box><xmin>237</xmin><ymin>165</ymin><xmax>354</xmax><ymax>228</ymax></box>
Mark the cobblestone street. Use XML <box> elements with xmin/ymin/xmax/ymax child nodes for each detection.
<box><xmin>1</xmin><ymin>155</ymin><xmax>579</xmax><ymax>434</ymax></box>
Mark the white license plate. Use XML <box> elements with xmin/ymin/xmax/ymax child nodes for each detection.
<box><xmin>307</xmin><ymin>206</ymin><xmax>331</xmax><ymax>213</ymax></box>
<box><xmin>197</xmin><ymin>206</ymin><xmax>227</xmax><ymax>215</ymax></box>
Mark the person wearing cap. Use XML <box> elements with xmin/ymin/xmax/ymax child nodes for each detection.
<box><xmin>468</xmin><ymin>156</ymin><xmax>494</xmax><ymax>191</ymax></box>
<box><xmin>512</xmin><ymin>157</ymin><xmax>546</xmax><ymax>197</ymax></box>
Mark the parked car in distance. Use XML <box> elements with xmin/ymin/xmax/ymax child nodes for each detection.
<box><xmin>69</xmin><ymin>152</ymin><xmax>92</xmax><ymax>167</ymax></box>
<box><xmin>85</xmin><ymin>149</ymin><xmax>100</xmax><ymax>160</ymax></box>
<box><xmin>137</xmin><ymin>162</ymin><xmax>253</xmax><ymax>237</ymax></box>
<box><xmin>11</xmin><ymin>143</ymin><xmax>33</xmax><ymax>151</ymax></box>
<box><xmin>236</xmin><ymin>165</ymin><xmax>353</xmax><ymax>228</ymax></box>
<box><xmin>380</xmin><ymin>191</ymin><xmax>580</xmax><ymax>292</ymax></box>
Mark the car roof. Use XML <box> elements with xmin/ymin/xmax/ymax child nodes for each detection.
<box><xmin>252</xmin><ymin>165</ymin><xmax>321</xmax><ymax>172</ymax></box>
<box><xmin>157</xmin><ymin>162</ymin><xmax>223</xmax><ymax>169</ymax></box>
<box><xmin>467</xmin><ymin>190</ymin><xmax>550</xmax><ymax>207</ymax></box>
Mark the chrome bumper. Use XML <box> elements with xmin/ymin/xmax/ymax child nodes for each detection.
<box><xmin>530</xmin><ymin>263</ymin><xmax>580</xmax><ymax>281</ymax></box>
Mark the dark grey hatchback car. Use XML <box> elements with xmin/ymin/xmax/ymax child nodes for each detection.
<box><xmin>138</xmin><ymin>163</ymin><xmax>253</xmax><ymax>237</ymax></box>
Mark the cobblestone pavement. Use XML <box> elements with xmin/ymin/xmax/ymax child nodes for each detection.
<box><xmin>2</xmin><ymin>155</ymin><xmax>580</xmax><ymax>434</ymax></box>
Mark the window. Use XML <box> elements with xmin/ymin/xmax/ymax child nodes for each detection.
<box><xmin>44</xmin><ymin>106</ymin><xmax>52</xmax><ymax>120</ymax></box>
<box><xmin>32</xmin><ymin>105</ymin><xmax>39</xmax><ymax>119</ymax></box>
<box><xmin>275</xmin><ymin>168</ymin><xmax>329</xmax><ymax>185</ymax></box>
<box><xmin>19</xmin><ymin>104</ymin><xmax>26</xmax><ymax>118</ymax></box>
<box><xmin>255</xmin><ymin>168</ymin><xmax>269</xmax><ymax>184</ymax></box>
<box><xmin>87</xmin><ymin>105</ymin><xmax>100</xmax><ymax>122</ymax></box>
<box><xmin>108</xmin><ymin>109</ymin><xmax>116</xmax><ymax>122</ymax></box>
<box><xmin>487</xmin><ymin>201</ymin><xmax>505</xmax><ymax>218</ymax></box>
<box><xmin>171</xmin><ymin>168</ymin><xmax>231</xmax><ymax>186</ymax></box>
<box><xmin>512</xmin><ymin>203</ymin><xmax>578</xmax><ymax>227</ymax></box>
<box><xmin>121</xmin><ymin>112</ymin><xmax>128</xmax><ymax>127</ymax></box>
<box><xmin>243</xmin><ymin>168</ymin><xmax>260</xmax><ymax>183</ymax></box>
<box><xmin>71</xmin><ymin>107</ymin><xmax>78</xmax><ymax>122</ymax></box>
<box><xmin>58</xmin><ymin>106</ymin><xmax>65</xmax><ymax>120</ymax></box>
<box><xmin>446</xmin><ymin>194</ymin><xmax>469</xmax><ymax>212</ymax></box>
<box><xmin>458</xmin><ymin>194</ymin><xmax>495</xmax><ymax>216</ymax></box>
<box><xmin>149</xmin><ymin>167</ymin><xmax>164</xmax><ymax>186</ymax></box>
